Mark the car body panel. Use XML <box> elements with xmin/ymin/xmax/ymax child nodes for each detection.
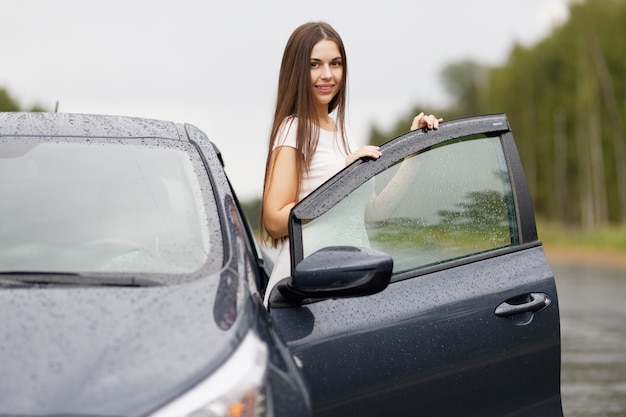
<box><xmin>0</xmin><ymin>112</ymin><xmax>561</xmax><ymax>417</ymax></box>
<box><xmin>271</xmin><ymin>114</ymin><xmax>563</xmax><ymax>416</ymax></box>
<box><xmin>0</xmin><ymin>112</ymin><xmax>309</xmax><ymax>417</ymax></box>
<box><xmin>271</xmin><ymin>247</ymin><xmax>561</xmax><ymax>416</ymax></box>
<box><xmin>0</xmin><ymin>274</ymin><xmax>250</xmax><ymax>415</ymax></box>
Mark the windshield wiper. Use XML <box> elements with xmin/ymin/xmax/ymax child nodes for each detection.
<box><xmin>0</xmin><ymin>271</ymin><xmax>162</xmax><ymax>287</ymax></box>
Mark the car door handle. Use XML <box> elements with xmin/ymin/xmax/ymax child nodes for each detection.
<box><xmin>495</xmin><ymin>292</ymin><xmax>551</xmax><ymax>317</ymax></box>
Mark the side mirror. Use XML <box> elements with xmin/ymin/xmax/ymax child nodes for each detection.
<box><xmin>277</xmin><ymin>246</ymin><xmax>392</xmax><ymax>302</ymax></box>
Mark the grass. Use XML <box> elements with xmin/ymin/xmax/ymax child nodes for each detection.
<box><xmin>536</xmin><ymin>219</ymin><xmax>626</xmax><ymax>253</ymax></box>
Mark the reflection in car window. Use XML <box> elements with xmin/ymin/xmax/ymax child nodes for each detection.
<box><xmin>301</xmin><ymin>136</ymin><xmax>518</xmax><ymax>275</ymax></box>
<box><xmin>0</xmin><ymin>139</ymin><xmax>221</xmax><ymax>276</ymax></box>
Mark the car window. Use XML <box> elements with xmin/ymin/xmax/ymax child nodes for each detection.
<box><xmin>0</xmin><ymin>138</ymin><xmax>222</xmax><ymax>277</ymax></box>
<box><xmin>301</xmin><ymin>135</ymin><xmax>518</xmax><ymax>275</ymax></box>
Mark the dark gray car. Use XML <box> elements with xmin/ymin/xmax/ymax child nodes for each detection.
<box><xmin>0</xmin><ymin>112</ymin><xmax>562</xmax><ymax>416</ymax></box>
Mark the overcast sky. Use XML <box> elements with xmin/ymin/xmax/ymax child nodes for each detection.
<box><xmin>1</xmin><ymin>0</ymin><xmax>571</xmax><ymax>201</ymax></box>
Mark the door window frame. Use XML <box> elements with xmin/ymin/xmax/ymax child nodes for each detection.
<box><xmin>288</xmin><ymin>114</ymin><xmax>540</xmax><ymax>275</ymax></box>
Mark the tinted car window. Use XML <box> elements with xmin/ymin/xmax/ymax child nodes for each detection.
<box><xmin>301</xmin><ymin>135</ymin><xmax>518</xmax><ymax>275</ymax></box>
<box><xmin>0</xmin><ymin>138</ymin><xmax>222</xmax><ymax>276</ymax></box>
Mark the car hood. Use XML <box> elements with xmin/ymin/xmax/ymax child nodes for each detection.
<box><xmin>0</xmin><ymin>272</ymin><xmax>251</xmax><ymax>416</ymax></box>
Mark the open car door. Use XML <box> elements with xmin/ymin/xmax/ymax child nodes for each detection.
<box><xmin>269</xmin><ymin>114</ymin><xmax>563</xmax><ymax>417</ymax></box>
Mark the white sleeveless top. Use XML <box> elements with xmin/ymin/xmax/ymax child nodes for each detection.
<box><xmin>264</xmin><ymin>117</ymin><xmax>356</xmax><ymax>306</ymax></box>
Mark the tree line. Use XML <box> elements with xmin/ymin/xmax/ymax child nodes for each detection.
<box><xmin>371</xmin><ymin>0</ymin><xmax>626</xmax><ymax>229</ymax></box>
<box><xmin>0</xmin><ymin>88</ymin><xmax>46</xmax><ymax>113</ymax></box>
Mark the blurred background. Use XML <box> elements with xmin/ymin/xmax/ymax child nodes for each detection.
<box><xmin>2</xmin><ymin>1</ymin><xmax>625</xmax><ymax>415</ymax></box>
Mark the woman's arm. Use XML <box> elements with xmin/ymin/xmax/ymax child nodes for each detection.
<box><xmin>263</xmin><ymin>146</ymin><xmax>299</xmax><ymax>239</ymax></box>
<box><xmin>365</xmin><ymin>112</ymin><xmax>443</xmax><ymax>222</ymax></box>
<box><xmin>345</xmin><ymin>145</ymin><xmax>382</xmax><ymax>166</ymax></box>
<box><xmin>365</xmin><ymin>154</ymin><xmax>422</xmax><ymax>222</ymax></box>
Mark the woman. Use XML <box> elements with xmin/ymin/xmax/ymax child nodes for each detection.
<box><xmin>262</xmin><ymin>21</ymin><xmax>441</xmax><ymax>305</ymax></box>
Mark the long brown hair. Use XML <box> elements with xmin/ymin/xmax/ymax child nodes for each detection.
<box><xmin>262</xmin><ymin>21</ymin><xmax>350</xmax><ymax>247</ymax></box>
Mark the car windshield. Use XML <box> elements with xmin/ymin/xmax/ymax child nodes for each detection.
<box><xmin>0</xmin><ymin>137</ymin><xmax>221</xmax><ymax>278</ymax></box>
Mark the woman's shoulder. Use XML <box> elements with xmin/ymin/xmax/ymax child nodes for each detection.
<box><xmin>274</xmin><ymin>116</ymin><xmax>298</xmax><ymax>148</ymax></box>
<box><xmin>277</xmin><ymin>116</ymin><xmax>300</xmax><ymax>135</ymax></box>
<box><xmin>279</xmin><ymin>115</ymin><xmax>298</xmax><ymax>130</ymax></box>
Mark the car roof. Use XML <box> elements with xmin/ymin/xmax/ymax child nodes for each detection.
<box><xmin>0</xmin><ymin>112</ymin><xmax>184</xmax><ymax>141</ymax></box>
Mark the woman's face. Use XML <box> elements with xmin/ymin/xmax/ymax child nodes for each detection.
<box><xmin>309</xmin><ymin>39</ymin><xmax>343</xmax><ymax>109</ymax></box>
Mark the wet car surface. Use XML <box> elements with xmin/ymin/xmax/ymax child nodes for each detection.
<box><xmin>0</xmin><ymin>112</ymin><xmax>563</xmax><ymax>416</ymax></box>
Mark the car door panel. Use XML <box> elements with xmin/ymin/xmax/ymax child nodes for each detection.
<box><xmin>271</xmin><ymin>246</ymin><xmax>560</xmax><ymax>416</ymax></box>
<box><xmin>270</xmin><ymin>114</ymin><xmax>563</xmax><ymax>416</ymax></box>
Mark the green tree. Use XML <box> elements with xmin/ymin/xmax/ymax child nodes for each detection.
<box><xmin>369</xmin><ymin>0</ymin><xmax>626</xmax><ymax>228</ymax></box>
<box><xmin>437</xmin><ymin>190</ymin><xmax>507</xmax><ymax>229</ymax></box>
<box><xmin>439</xmin><ymin>59</ymin><xmax>488</xmax><ymax>116</ymax></box>
<box><xmin>485</xmin><ymin>0</ymin><xmax>626</xmax><ymax>227</ymax></box>
<box><xmin>0</xmin><ymin>86</ymin><xmax>47</xmax><ymax>112</ymax></box>
<box><xmin>0</xmin><ymin>88</ymin><xmax>20</xmax><ymax>111</ymax></box>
